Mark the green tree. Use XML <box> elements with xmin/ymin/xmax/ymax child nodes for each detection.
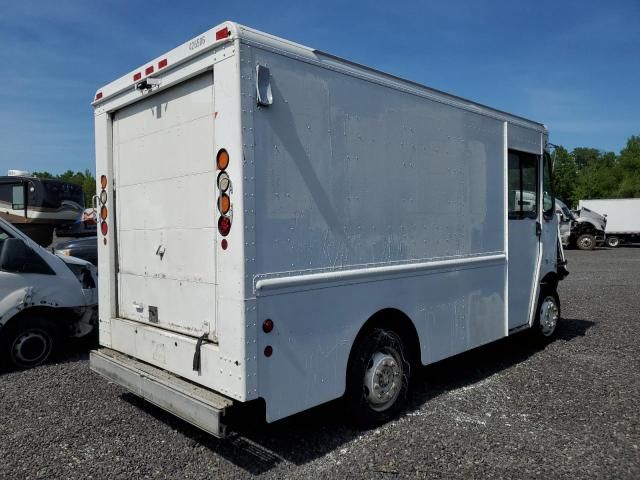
<box><xmin>615</xmin><ymin>135</ymin><xmax>640</xmax><ymax>197</ymax></box>
<box><xmin>552</xmin><ymin>145</ymin><xmax>578</xmax><ymax>207</ymax></box>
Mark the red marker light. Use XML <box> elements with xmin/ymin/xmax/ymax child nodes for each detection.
<box><xmin>221</xmin><ymin>239</ymin><xmax>228</xmax><ymax>250</ymax></box>
<box><xmin>216</xmin><ymin>27</ymin><xmax>229</xmax><ymax>40</ymax></box>
<box><xmin>101</xmin><ymin>222</ymin><xmax>108</xmax><ymax>236</ymax></box>
<box><xmin>145</xmin><ymin>65</ymin><xmax>154</xmax><ymax>75</ymax></box>
<box><xmin>158</xmin><ymin>58</ymin><xmax>168</xmax><ymax>69</ymax></box>
<box><xmin>218</xmin><ymin>216</ymin><xmax>231</xmax><ymax>236</ymax></box>
<box><xmin>262</xmin><ymin>319</ymin><xmax>274</xmax><ymax>333</ymax></box>
<box><xmin>133</xmin><ymin>72</ymin><xmax>142</xmax><ymax>81</ymax></box>
<box><xmin>95</xmin><ymin>92</ymin><xmax>103</xmax><ymax>100</ymax></box>
<box><xmin>264</xmin><ymin>346</ymin><xmax>273</xmax><ymax>357</ymax></box>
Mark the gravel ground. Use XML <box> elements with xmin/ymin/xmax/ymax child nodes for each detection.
<box><xmin>1</xmin><ymin>248</ymin><xmax>639</xmax><ymax>479</ymax></box>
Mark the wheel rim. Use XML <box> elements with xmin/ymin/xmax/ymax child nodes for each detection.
<box><xmin>608</xmin><ymin>238</ymin><xmax>619</xmax><ymax>247</ymax></box>
<box><xmin>363</xmin><ymin>348</ymin><xmax>403</xmax><ymax>411</ymax></box>
<box><xmin>539</xmin><ymin>297</ymin><xmax>559</xmax><ymax>337</ymax></box>
<box><xmin>579</xmin><ymin>237</ymin><xmax>593</xmax><ymax>249</ymax></box>
<box><xmin>11</xmin><ymin>329</ymin><xmax>52</xmax><ymax>366</ymax></box>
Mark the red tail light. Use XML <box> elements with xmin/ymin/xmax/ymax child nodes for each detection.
<box><xmin>218</xmin><ymin>216</ymin><xmax>231</xmax><ymax>236</ymax></box>
<box><xmin>101</xmin><ymin>222</ymin><xmax>108</xmax><ymax>236</ymax></box>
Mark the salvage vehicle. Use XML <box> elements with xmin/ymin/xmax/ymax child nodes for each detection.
<box><xmin>54</xmin><ymin>236</ymin><xmax>98</xmax><ymax>266</ymax></box>
<box><xmin>90</xmin><ymin>21</ymin><xmax>566</xmax><ymax>437</ymax></box>
<box><xmin>579</xmin><ymin>198</ymin><xmax>640</xmax><ymax>247</ymax></box>
<box><xmin>555</xmin><ymin>199</ymin><xmax>606</xmax><ymax>250</ymax></box>
<box><xmin>0</xmin><ymin>172</ymin><xmax>85</xmax><ymax>246</ymax></box>
<box><xmin>0</xmin><ymin>217</ymin><xmax>98</xmax><ymax>369</ymax></box>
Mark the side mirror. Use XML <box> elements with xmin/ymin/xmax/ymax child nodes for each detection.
<box><xmin>0</xmin><ymin>238</ymin><xmax>30</xmax><ymax>272</ymax></box>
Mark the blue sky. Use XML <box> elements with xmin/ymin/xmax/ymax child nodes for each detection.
<box><xmin>0</xmin><ymin>0</ymin><xmax>638</xmax><ymax>175</ymax></box>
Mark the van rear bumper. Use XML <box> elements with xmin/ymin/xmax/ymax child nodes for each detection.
<box><xmin>90</xmin><ymin>348</ymin><xmax>233</xmax><ymax>438</ymax></box>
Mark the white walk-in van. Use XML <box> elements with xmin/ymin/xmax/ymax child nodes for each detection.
<box><xmin>90</xmin><ymin>21</ymin><xmax>566</xmax><ymax>436</ymax></box>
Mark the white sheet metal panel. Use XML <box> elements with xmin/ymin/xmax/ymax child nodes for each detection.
<box><xmin>580</xmin><ymin>198</ymin><xmax>640</xmax><ymax>233</ymax></box>
<box><xmin>248</xmin><ymin>49</ymin><xmax>505</xmax><ymax>279</ymax></box>
<box><xmin>241</xmin><ymin>45</ymin><xmax>509</xmax><ymax>421</ymax></box>
<box><xmin>508</xmin><ymin>123</ymin><xmax>541</xmax><ymax>154</ymax></box>
<box><xmin>113</xmin><ymin>72</ymin><xmax>217</xmax><ymax>339</ymax></box>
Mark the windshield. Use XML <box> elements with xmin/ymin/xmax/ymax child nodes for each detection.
<box><xmin>561</xmin><ymin>206</ymin><xmax>574</xmax><ymax>220</ymax></box>
<box><xmin>42</xmin><ymin>180</ymin><xmax>84</xmax><ymax>208</ymax></box>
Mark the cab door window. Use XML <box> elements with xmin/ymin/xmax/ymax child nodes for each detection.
<box><xmin>542</xmin><ymin>152</ymin><xmax>555</xmax><ymax>219</ymax></box>
<box><xmin>508</xmin><ymin>150</ymin><xmax>538</xmax><ymax>219</ymax></box>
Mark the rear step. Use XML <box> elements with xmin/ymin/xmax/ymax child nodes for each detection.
<box><xmin>90</xmin><ymin>348</ymin><xmax>233</xmax><ymax>438</ymax></box>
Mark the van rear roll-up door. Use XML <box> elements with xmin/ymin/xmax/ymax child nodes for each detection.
<box><xmin>112</xmin><ymin>72</ymin><xmax>217</xmax><ymax>340</ymax></box>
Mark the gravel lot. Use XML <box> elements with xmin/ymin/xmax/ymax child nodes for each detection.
<box><xmin>2</xmin><ymin>248</ymin><xmax>639</xmax><ymax>479</ymax></box>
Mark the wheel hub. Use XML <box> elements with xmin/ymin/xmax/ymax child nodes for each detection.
<box><xmin>364</xmin><ymin>350</ymin><xmax>402</xmax><ymax>411</ymax></box>
<box><xmin>12</xmin><ymin>330</ymin><xmax>50</xmax><ymax>365</ymax></box>
<box><xmin>579</xmin><ymin>237</ymin><xmax>593</xmax><ymax>249</ymax></box>
<box><xmin>539</xmin><ymin>297</ymin><xmax>559</xmax><ymax>336</ymax></box>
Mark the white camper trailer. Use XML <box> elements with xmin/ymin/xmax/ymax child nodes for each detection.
<box><xmin>90</xmin><ymin>21</ymin><xmax>565</xmax><ymax>436</ymax></box>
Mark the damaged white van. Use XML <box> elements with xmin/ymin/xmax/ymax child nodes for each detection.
<box><xmin>90</xmin><ymin>22</ymin><xmax>566</xmax><ymax>436</ymax></box>
<box><xmin>0</xmin><ymin>218</ymin><xmax>98</xmax><ymax>369</ymax></box>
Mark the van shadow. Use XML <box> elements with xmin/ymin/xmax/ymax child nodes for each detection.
<box><xmin>121</xmin><ymin>317</ymin><xmax>594</xmax><ymax>475</ymax></box>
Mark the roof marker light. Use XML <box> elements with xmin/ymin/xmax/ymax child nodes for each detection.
<box><xmin>95</xmin><ymin>92</ymin><xmax>103</xmax><ymax>101</ymax></box>
<box><xmin>133</xmin><ymin>72</ymin><xmax>142</xmax><ymax>81</ymax></box>
<box><xmin>216</xmin><ymin>27</ymin><xmax>229</xmax><ymax>41</ymax></box>
<box><xmin>145</xmin><ymin>65</ymin><xmax>154</xmax><ymax>75</ymax></box>
<box><xmin>158</xmin><ymin>58</ymin><xmax>168</xmax><ymax>69</ymax></box>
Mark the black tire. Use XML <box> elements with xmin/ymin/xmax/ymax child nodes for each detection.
<box><xmin>0</xmin><ymin>315</ymin><xmax>60</xmax><ymax>370</ymax></box>
<box><xmin>605</xmin><ymin>236</ymin><xmax>620</xmax><ymax>248</ymax></box>
<box><xmin>576</xmin><ymin>234</ymin><xmax>596</xmax><ymax>251</ymax></box>
<box><xmin>345</xmin><ymin>328</ymin><xmax>411</xmax><ymax>428</ymax></box>
<box><xmin>532</xmin><ymin>288</ymin><xmax>561</xmax><ymax>340</ymax></box>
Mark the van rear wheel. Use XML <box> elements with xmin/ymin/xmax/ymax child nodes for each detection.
<box><xmin>605</xmin><ymin>236</ymin><xmax>620</xmax><ymax>248</ymax></box>
<box><xmin>345</xmin><ymin>328</ymin><xmax>410</xmax><ymax>427</ymax></box>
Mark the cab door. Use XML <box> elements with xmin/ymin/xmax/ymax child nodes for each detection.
<box><xmin>507</xmin><ymin>150</ymin><xmax>541</xmax><ymax>330</ymax></box>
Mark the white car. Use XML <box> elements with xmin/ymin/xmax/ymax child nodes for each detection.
<box><xmin>0</xmin><ymin>218</ymin><xmax>98</xmax><ymax>369</ymax></box>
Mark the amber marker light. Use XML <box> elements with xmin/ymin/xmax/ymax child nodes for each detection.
<box><xmin>100</xmin><ymin>175</ymin><xmax>107</xmax><ymax>189</ymax></box>
<box><xmin>218</xmin><ymin>193</ymin><xmax>231</xmax><ymax>215</ymax></box>
<box><xmin>216</xmin><ymin>149</ymin><xmax>229</xmax><ymax>170</ymax></box>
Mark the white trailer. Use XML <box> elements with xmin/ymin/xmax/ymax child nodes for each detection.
<box><xmin>579</xmin><ymin>198</ymin><xmax>640</xmax><ymax>247</ymax></box>
<box><xmin>90</xmin><ymin>21</ymin><xmax>565</xmax><ymax>436</ymax></box>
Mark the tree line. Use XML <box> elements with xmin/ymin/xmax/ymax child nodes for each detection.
<box><xmin>553</xmin><ymin>134</ymin><xmax>640</xmax><ymax>208</ymax></box>
<box><xmin>30</xmin><ymin>133</ymin><xmax>640</xmax><ymax>211</ymax></box>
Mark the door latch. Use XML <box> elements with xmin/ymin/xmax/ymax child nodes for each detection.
<box><xmin>536</xmin><ymin>221</ymin><xmax>542</xmax><ymax>237</ymax></box>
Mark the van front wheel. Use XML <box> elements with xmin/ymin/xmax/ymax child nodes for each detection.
<box><xmin>576</xmin><ymin>234</ymin><xmax>596</xmax><ymax>250</ymax></box>
<box><xmin>533</xmin><ymin>290</ymin><xmax>561</xmax><ymax>339</ymax></box>
<box><xmin>0</xmin><ymin>316</ymin><xmax>60</xmax><ymax>370</ymax></box>
<box><xmin>345</xmin><ymin>328</ymin><xmax>410</xmax><ymax>427</ymax></box>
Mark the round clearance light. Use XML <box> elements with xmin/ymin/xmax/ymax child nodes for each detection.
<box><xmin>216</xmin><ymin>149</ymin><xmax>229</xmax><ymax>170</ymax></box>
<box><xmin>217</xmin><ymin>171</ymin><xmax>231</xmax><ymax>192</ymax></box>
<box><xmin>218</xmin><ymin>193</ymin><xmax>231</xmax><ymax>215</ymax></box>
<box><xmin>99</xmin><ymin>190</ymin><xmax>108</xmax><ymax>205</ymax></box>
<box><xmin>100</xmin><ymin>175</ymin><xmax>107</xmax><ymax>189</ymax></box>
<box><xmin>264</xmin><ymin>345</ymin><xmax>273</xmax><ymax>357</ymax></box>
<box><xmin>101</xmin><ymin>221</ymin><xmax>108</xmax><ymax>236</ymax></box>
<box><xmin>218</xmin><ymin>216</ymin><xmax>231</xmax><ymax>236</ymax></box>
<box><xmin>100</xmin><ymin>206</ymin><xmax>108</xmax><ymax>221</ymax></box>
<box><xmin>262</xmin><ymin>319</ymin><xmax>274</xmax><ymax>333</ymax></box>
